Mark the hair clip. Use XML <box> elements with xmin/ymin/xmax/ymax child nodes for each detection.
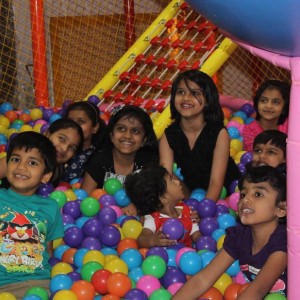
<box><xmin>111</xmin><ymin>104</ymin><xmax>125</xmax><ymax>115</ymax></box>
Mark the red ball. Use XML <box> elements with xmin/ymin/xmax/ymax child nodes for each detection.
<box><xmin>106</xmin><ymin>272</ymin><xmax>132</xmax><ymax>297</ymax></box>
<box><xmin>61</xmin><ymin>248</ymin><xmax>77</xmax><ymax>264</ymax></box>
<box><xmin>91</xmin><ymin>269</ymin><xmax>111</xmax><ymax>294</ymax></box>
<box><xmin>5</xmin><ymin>110</ymin><xmax>18</xmax><ymax>123</ymax></box>
<box><xmin>19</xmin><ymin>113</ymin><xmax>32</xmax><ymax>123</ymax></box>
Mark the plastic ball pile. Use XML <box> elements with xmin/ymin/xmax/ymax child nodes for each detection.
<box><xmin>0</xmin><ymin>99</ymin><xmax>286</xmax><ymax>300</ymax></box>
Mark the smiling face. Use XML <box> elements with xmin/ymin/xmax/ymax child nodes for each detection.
<box><xmin>174</xmin><ymin>79</ymin><xmax>206</xmax><ymax>119</ymax></box>
<box><xmin>7</xmin><ymin>147</ymin><xmax>52</xmax><ymax>195</ymax></box>
<box><xmin>110</xmin><ymin>115</ymin><xmax>146</xmax><ymax>155</ymax></box>
<box><xmin>257</xmin><ymin>88</ymin><xmax>285</xmax><ymax>123</ymax></box>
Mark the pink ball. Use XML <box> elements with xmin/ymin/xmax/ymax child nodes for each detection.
<box><xmin>216</xmin><ymin>199</ymin><xmax>230</xmax><ymax>207</ymax></box>
<box><xmin>228</xmin><ymin>192</ymin><xmax>240</xmax><ymax>211</ymax></box>
<box><xmin>35</xmin><ymin>119</ymin><xmax>47</xmax><ymax>125</ymax></box>
<box><xmin>234</xmin><ymin>271</ymin><xmax>247</xmax><ymax>284</ymax></box>
<box><xmin>168</xmin><ymin>282</ymin><xmax>183</xmax><ymax>295</ymax></box>
<box><xmin>175</xmin><ymin>247</ymin><xmax>195</xmax><ymax>266</ymax></box>
<box><xmin>55</xmin><ymin>186</ymin><xmax>68</xmax><ymax>192</ymax></box>
<box><xmin>136</xmin><ymin>275</ymin><xmax>161</xmax><ymax>297</ymax></box>
<box><xmin>226</xmin><ymin>120</ymin><xmax>244</xmax><ymax>134</ymax></box>
<box><xmin>109</xmin><ymin>205</ymin><xmax>123</xmax><ymax>218</ymax></box>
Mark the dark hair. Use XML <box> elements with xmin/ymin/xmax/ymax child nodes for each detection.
<box><xmin>253</xmin><ymin>80</ymin><xmax>290</xmax><ymax>125</ymax></box>
<box><xmin>125</xmin><ymin>166</ymin><xmax>168</xmax><ymax>215</ymax></box>
<box><xmin>238</xmin><ymin>164</ymin><xmax>286</xmax><ymax>207</ymax></box>
<box><xmin>6</xmin><ymin>131</ymin><xmax>56</xmax><ymax>174</ymax></box>
<box><xmin>65</xmin><ymin>101</ymin><xmax>108</xmax><ymax>149</ymax></box>
<box><xmin>253</xmin><ymin>130</ymin><xmax>287</xmax><ymax>158</ymax></box>
<box><xmin>47</xmin><ymin>118</ymin><xmax>84</xmax><ymax>153</ymax></box>
<box><xmin>107</xmin><ymin>105</ymin><xmax>158</xmax><ymax>149</ymax></box>
<box><xmin>170</xmin><ymin>70</ymin><xmax>224</xmax><ymax>123</ymax></box>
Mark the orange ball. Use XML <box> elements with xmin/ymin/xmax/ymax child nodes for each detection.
<box><xmin>101</xmin><ymin>295</ymin><xmax>120</xmax><ymax>300</ymax></box>
<box><xmin>117</xmin><ymin>238</ymin><xmax>138</xmax><ymax>255</ymax></box>
<box><xmin>139</xmin><ymin>248</ymin><xmax>148</xmax><ymax>258</ymax></box>
<box><xmin>71</xmin><ymin>280</ymin><xmax>95</xmax><ymax>300</ymax></box>
<box><xmin>222</xmin><ymin>107</ymin><xmax>232</xmax><ymax>120</ymax></box>
<box><xmin>90</xmin><ymin>188</ymin><xmax>107</xmax><ymax>200</ymax></box>
<box><xmin>61</xmin><ymin>248</ymin><xmax>77</xmax><ymax>264</ymax></box>
<box><xmin>224</xmin><ymin>283</ymin><xmax>242</xmax><ymax>300</ymax></box>
<box><xmin>200</xmin><ymin>287</ymin><xmax>223</xmax><ymax>300</ymax></box>
<box><xmin>18</xmin><ymin>113</ymin><xmax>32</xmax><ymax>123</ymax></box>
<box><xmin>237</xmin><ymin>283</ymin><xmax>251</xmax><ymax>295</ymax></box>
<box><xmin>5</xmin><ymin>110</ymin><xmax>18</xmax><ymax>123</ymax></box>
<box><xmin>106</xmin><ymin>272</ymin><xmax>132</xmax><ymax>297</ymax></box>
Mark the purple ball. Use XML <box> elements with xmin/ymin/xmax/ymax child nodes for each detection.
<box><xmin>240</xmin><ymin>103</ymin><xmax>255</xmax><ymax>117</ymax></box>
<box><xmin>199</xmin><ymin>217</ymin><xmax>219</xmax><ymax>236</ymax></box>
<box><xmin>184</xmin><ymin>198</ymin><xmax>199</xmax><ymax>211</ymax></box>
<box><xmin>241</xmin><ymin>151</ymin><xmax>253</xmax><ymax>165</ymax></box>
<box><xmin>124</xmin><ymin>288</ymin><xmax>148</xmax><ymax>300</ymax></box>
<box><xmin>82</xmin><ymin>217</ymin><xmax>103</xmax><ymax>237</ymax></box>
<box><xmin>64</xmin><ymin>226</ymin><xmax>84</xmax><ymax>248</ymax></box>
<box><xmin>37</xmin><ymin>182</ymin><xmax>54</xmax><ymax>197</ymax></box>
<box><xmin>100</xmin><ymin>225</ymin><xmax>121</xmax><ymax>247</ymax></box>
<box><xmin>195</xmin><ymin>236</ymin><xmax>217</xmax><ymax>252</ymax></box>
<box><xmin>88</xmin><ymin>95</ymin><xmax>100</xmax><ymax>106</ymax></box>
<box><xmin>98</xmin><ymin>206</ymin><xmax>117</xmax><ymax>226</ymax></box>
<box><xmin>228</xmin><ymin>179</ymin><xmax>239</xmax><ymax>195</ymax></box>
<box><xmin>43</xmin><ymin>108</ymin><xmax>54</xmax><ymax>121</ymax></box>
<box><xmin>99</xmin><ymin>194</ymin><xmax>116</xmax><ymax>207</ymax></box>
<box><xmin>62</xmin><ymin>214</ymin><xmax>75</xmax><ymax>225</ymax></box>
<box><xmin>161</xmin><ymin>218</ymin><xmax>184</xmax><ymax>240</ymax></box>
<box><xmin>237</xmin><ymin>163</ymin><xmax>246</xmax><ymax>175</ymax></box>
<box><xmin>160</xmin><ymin>266</ymin><xmax>187</xmax><ymax>288</ymax></box>
<box><xmin>40</xmin><ymin>123</ymin><xmax>50</xmax><ymax>134</ymax></box>
<box><xmin>146</xmin><ymin>247</ymin><xmax>168</xmax><ymax>263</ymax></box>
<box><xmin>62</xmin><ymin>200</ymin><xmax>81</xmax><ymax>219</ymax></box>
<box><xmin>48</xmin><ymin>257</ymin><xmax>60</xmax><ymax>267</ymax></box>
<box><xmin>214</xmin><ymin>204</ymin><xmax>230</xmax><ymax>218</ymax></box>
<box><xmin>81</xmin><ymin>237</ymin><xmax>102</xmax><ymax>250</ymax></box>
<box><xmin>68</xmin><ymin>271</ymin><xmax>81</xmax><ymax>282</ymax></box>
<box><xmin>197</xmin><ymin>198</ymin><xmax>217</xmax><ymax>218</ymax></box>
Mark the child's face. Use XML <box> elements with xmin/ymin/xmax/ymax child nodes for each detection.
<box><xmin>68</xmin><ymin>109</ymin><xmax>98</xmax><ymax>147</ymax></box>
<box><xmin>47</xmin><ymin>128</ymin><xmax>81</xmax><ymax>164</ymax></box>
<box><xmin>7</xmin><ymin>147</ymin><xmax>52</xmax><ymax>196</ymax></box>
<box><xmin>163</xmin><ymin>174</ymin><xmax>184</xmax><ymax>203</ymax></box>
<box><xmin>174</xmin><ymin>79</ymin><xmax>206</xmax><ymax>119</ymax></box>
<box><xmin>257</xmin><ymin>88</ymin><xmax>285</xmax><ymax>122</ymax></box>
<box><xmin>238</xmin><ymin>179</ymin><xmax>286</xmax><ymax>226</ymax></box>
<box><xmin>110</xmin><ymin>116</ymin><xmax>145</xmax><ymax>155</ymax></box>
<box><xmin>252</xmin><ymin>141</ymin><xmax>285</xmax><ymax>167</ymax></box>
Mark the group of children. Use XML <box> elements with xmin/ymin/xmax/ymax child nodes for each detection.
<box><xmin>0</xmin><ymin>69</ymin><xmax>290</xmax><ymax>299</ymax></box>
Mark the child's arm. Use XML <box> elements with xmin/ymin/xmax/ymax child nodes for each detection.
<box><xmin>47</xmin><ymin>241</ymin><xmax>54</xmax><ymax>257</ymax></box>
<box><xmin>206</xmin><ymin>128</ymin><xmax>230</xmax><ymax>201</ymax></box>
<box><xmin>237</xmin><ymin>251</ymin><xmax>287</xmax><ymax>300</ymax></box>
<box><xmin>81</xmin><ymin>172</ymin><xmax>98</xmax><ymax>195</ymax></box>
<box><xmin>159</xmin><ymin>133</ymin><xmax>174</xmax><ymax>174</ymax></box>
<box><xmin>0</xmin><ymin>156</ymin><xmax>7</xmax><ymax>179</ymax></box>
<box><xmin>171</xmin><ymin>248</ymin><xmax>234</xmax><ymax>300</ymax></box>
<box><xmin>137</xmin><ymin>228</ymin><xmax>176</xmax><ymax>248</ymax></box>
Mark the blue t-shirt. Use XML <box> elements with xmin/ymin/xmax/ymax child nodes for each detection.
<box><xmin>223</xmin><ymin>224</ymin><xmax>287</xmax><ymax>296</ymax></box>
<box><xmin>0</xmin><ymin>189</ymin><xmax>64</xmax><ymax>286</ymax></box>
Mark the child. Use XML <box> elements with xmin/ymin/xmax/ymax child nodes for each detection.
<box><xmin>159</xmin><ymin>70</ymin><xmax>240</xmax><ymax>201</ymax></box>
<box><xmin>252</xmin><ymin>129</ymin><xmax>287</xmax><ymax>169</ymax></box>
<box><xmin>125</xmin><ymin>165</ymin><xmax>200</xmax><ymax>248</ymax></box>
<box><xmin>63</xmin><ymin>100</ymin><xmax>108</xmax><ymax>181</ymax></box>
<box><xmin>242</xmin><ymin>79</ymin><xmax>290</xmax><ymax>152</ymax></box>
<box><xmin>172</xmin><ymin>164</ymin><xmax>287</xmax><ymax>300</ymax></box>
<box><xmin>0</xmin><ymin>131</ymin><xmax>64</xmax><ymax>299</ymax></box>
<box><xmin>0</xmin><ymin>118</ymin><xmax>84</xmax><ymax>188</ymax></box>
<box><xmin>81</xmin><ymin>105</ymin><xmax>159</xmax><ymax>214</ymax></box>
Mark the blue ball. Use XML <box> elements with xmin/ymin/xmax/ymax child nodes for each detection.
<box><xmin>49</xmin><ymin>113</ymin><xmax>62</xmax><ymax>123</ymax></box>
<box><xmin>166</xmin><ymin>248</ymin><xmax>177</xmax><ymax>267</ymax></box>
<box><xmin>121</xmin><ymin>248</ymin><xmax>143</xmax><ymax>270</ymax></box>
<box><xmin>50</xmin><ymin>274</ymin><xmax>73</xmax><ymax>293</ymax></box>
<box><xmin>179</xmin><ymin>251</ymin><xmax>203</xmax><ymax>275</ymax></box>
<box><xmin>0</xmin><ymin>102</ymin><xmax>13</xmax><ymax>114</ymax></box>
<box><xmin>233</xmin><ymin>111</ymin><xmax>247</xmax><ymax>121</ymax></box>
<box><xmin>198</xmin><ymin>250</ymin><xmax>216</xmax><ymax>268</ymax></box>
<box><xmin>22</xmin><ymin>295</ymin><xmax>43</xmax><ymax>300</ymax></box>
<box><xmin>227</xmin><ymin>126</ymin><xmax>240</xmax><ymax>139</ymax></box>
<box><xmin>245</xmin><ymin>117</ymin><xmax>255</xmax><ymax>124</ymax></box>
<box><xmin>53</xmin><ymin>244</ymin><xmax>70</xmax><ymax>260</ymax></box>
<box><xmin>114</xmin><ymin>188</ymin><xmax>131</xmax><ymax>207</ymax></box>
<box><xmin>217</xmin><ymin>213</ymin><xmax>237</xmax><ymax>230</ymax></box>
<box><xmin>211</xmin><ymin>228</ymin><xmax>226</xmax><ymax>241</ymax></box>
<box><xmin>74</xmin><ymin>188</ymin><xmax>88</xmax><ymax>200</ymax></box>
<box><xmin>226</xmin><ymin>259</ymin><xmax>240</xmax><ymax>276</ymax></box>
<box><xmin>73</xmin><ymin>248</ymin><xmax>89</xmax><ymax>268</ymax></box>
<box><xmin>128</xmin><ymin>266</ymin><xmax>144</xmax><ymax>282</ymax></box>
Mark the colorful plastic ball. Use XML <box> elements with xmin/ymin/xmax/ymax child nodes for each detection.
<box><xmin>179</xmin><ymin>251</ymin><xmax>202</xmax><ymax>276</ymax></box>
<box><xmin>50</xmin><ymin>274</ymin><xmax>73</xmax><ymax>293</ymax></box>
<box><xmin>217</xmin><ymin>234</ymin><xmax>226</xmax><ymax>250</ymax></box>
<box><xmin>52</xmin><ymin>290</ymin><xmax>77</xmax><ymax>300</ymax></box>
<box><xmin>100</xmin><ymin>225</ymin><xmax>121</xmax><ymax>247</ymax></box>
<box><xmin>80</xmin><ymin>197</ymin><xmax>100</xmax><ymax>217</ymax></box>
<box><xmin>81</xmin><ymin>236</ymin><xmax>102</xmax><ymax>250</ymax></box>
<box><xmin>168</xmin><ymin>282</ymin><xmax>184</xmax><ymax>295</ymax></box>
<box><xmin>106</xmin><ymin>272</ymin><xmax>132</xmax><ymax>297</ymax></box>
<box><xmin>195</xmin><ymin>236</ymin><xmax>217</xmax><ymax>252</ymax></box>
<box><xmin>25</xmin><ymin>287</ymin><xmax>48</xmax><ymax>300</ymax></box>
<box><xmin>241</xmin><ymin>151</ymin><xmax>253</xmax><ymax>164</ymax></box>
<box><xmin>136</xmin><ymin>275</ymin><xmax>161</xmax><ymax>297</ymax></box>
<box><xmin>37</xmin><ymin>182</ymin><xmax>54</xmax><ymax>197</ymax></box>
<box><xmin>234</xmin><ymin>271</ymin><xmax>247</xmax><ymax>284</ymax></box>
<box><xmin>75</xmin><ymin>216</ymin><xmax>89</xmax><ymax>228</ymax></box>
<box><xmin>121</xmin><ymin>248</ymin><xmax>143</xmax><ymax>270</ymax></box>
<box><xmin>91</xmin><ymin>269</ymin><xmax>112</xmax><ymax>294</ymax></box>
<box><xmin>214</xmin><ymin>273</ymin><xmax>233</xmax><ymax>295</ymax></box>
<box><xmin>199</xmin><ymin>217</ymin><xmax>219</xmax><ymax>236</ymax></box>
<box><xmin>119</xmin><ymin>216</ymin><xmax>138</xmax><ymax>227</ymax></box>
<box><xmin>161</xmin><ymin>218</ymin><xmax>184</xmax><ymax>240</ymax></box>
<box><xmin>0</xmin><ymin>115</ymin><xmax>10</xmax><ymax>128</ymax></box>
<box><xmin>222</xmin><ymin>107</ymin><xmax>232</xmax><ymax>119</ymax></box>
<box><xmin>83</xmin><ymin>250</ymin><xmax>105</xmax><ymax>266</ymax></box>
<box><xmin>82</xmin><ymin>217</ymin><xmax>103</xmax><ymax>238</ymax></box>
<box><xmin>238</xmin><ymin>162</ymin><xmax>247</xmax><ymax>175</ymax></box>
<box><xmin>211</xmin><ymin>228</ymin><xmax>226</xmax><ymax>242</ymax></box>
<box><xmin>74</xmin><ymin>188</ymin><xmax>88</xmax><ymax>200</ymax></box>
<box><xmin>229</xmin><ymin>179</ymin><xmax>239</xmax><ymax>195</ymax></box>
<box><xmin>114</xmin><ymin>188</ymin><xmax>131</xmax><ymax>207</ymax></box>
<box><xmin>49</xmin><ymin>113</ymin><xmax>62</xmax><ymax>123</ymax></box>
<box><xmin>98</xmin><ymin>206</ymin><xmax>117</xmax><ymax>226</ymax></box>
<box><xmin>51</xmin><ymin>262</ymin><xmax>73</xmax><ymax>277</ymax></box>
<box><xmin>64</xmin><ymin>188</ymin><xmax>77</xmax><ymax>201</ymax></box>
<box><xmin>122</xmin><ymin>219</ymin><xmax>143</xmax><ymax>239</ymax></box>
<box><xmin>231</xmin><ymin>116</ymin><xmax>244</xmax><ymax>124</ymax></box>
<box><xmin>74</xmin><ymin>248</ymin><xmax>89</xmax><ymax>268</ymax></box>
<box><xmin>217</xmin><ymin>213</ymin><xmax>237</xmax><ymax>230</ymax></box>
<box><xmin>6</xmin><ymin>128</ymin><xmax>18</xmax><ymax>139</ymax></box>
<box><xmin>228</xmin><ymin>192</ymin><xmax>240</xmax><ymax>211</ymax></box>
<box><xmin>197</xmin><ymin>198</ymin><xmax>217</xmax><ymax>218</ymax></box>
<box><xmin>33</xmin><ymin>123</ymin><xmax>43</xmax><ymax>133</ymax></box>
<box><xmin>230</xmin><ymin>139</ymin><xmax>243</xmax><ymax>153</ymax></box>
<box><xmin>5</xmin><ymin>110</ymin><xmax>18</xmax><ymax>123</ymax></box>
<box><xmin>141</xmin><ymin>255</ymin><xmax>167</xmax><ymax>279</ymax></box>
<box><xmin>200</xmin><ymin>287</ymin><xmax>223</xmax><ymax>300</ymax></box>
<box><xmin>264</xmin><ymin>293</ymin><xmax>287</xmax><ymax>300</ymax></box>
<box><xmin>117</xmin><ymin>237</ymin><xmax>138</xmax><ymax>255</ymax></box>
<box><xmin>190</xmin><ymin>189</ymin><xmax>206</xmax><ymax>201</ymax></box>
<box><xmin>81</xmin><ymin>261</ymin><xmax>103</xmax><ymax>282</ymax></box>
<box><xmin>160</xmin><ymin>266</ymin><xmax>186</xmax><ymax>288</ymax></box>
<box><xmin>0</xmin><ymin>292</ymin><xmax>17</xmax><ymax>300</ymax></box>
<box><xmin>10</xmin><ymin>119</ymin><xmax>24</xmax><ymax>130</ymax></box>
<box><xmin>71</xmin><ymin>280</ymin><xmax>95</xmax><ymax>300</ymax></box>
<box><xmin>128</xmin><ymin>266</ymin><xmax>144</xmax><ymax>283</ymax></box>
<box><xmin>175</xmin><ymin>247</ymin><xmax>194</xmax><ymax>266</ymax></box>
<box><xmin>49</xmin><ymin>190</ymin><xmax>67</xmax><ymax>208</ymax></box>
<box><xmin>104</xmin><ymin>178</ymin><xmax>122</xmax><ymax>195</ymax></box>
<box><xmin>199</xmin><ymin>250</ymin><xmax>216</xmax><ymax>268</ymax></box>
<box><xmin>226</xmin><ymin>259</ymin><xmax>240</xmax><ymax>277</ymax></box>
<box><xmin>124</xmin><ymin>288</ymin><xmax>148</xmax><ymax>300</ymax></box>
<box><xmin>240</xmin><ymin>103</ymin><xmax>255</xmax><ymax>117</ymax></box>
<box><xmin>99</xmin><ymin>193</ymin><xmax>116</xmax><ymax>207</ymax></box>
<box><xmin>54</xmin><ymin>244</ymin><xmax>70</xmax><ymax>260</ymax></box>
<box><xmin>105</xmin><ymin>258</ymin><xmax>129</xmax><ymax>274</ymax></box>
<box><xmin>88</xmin><ymin>95</ymin><xmax>101</xmax><ymax>105</ymax></box>
<box><xmin>61</xmin><ymin>247</ymin><xmax>77</xmax><ymax>264</ymax></box>
<box><xmin>64</xmin><ymin>226</ymin><xmax>84</xmax><ymax>247</ymax></box>
<box><xmin>165</xmin><ymin>248</ymin><xmax>177</xmax><ymax>268</ymax></box>
<box><xmin>227</xmin><ymin>126</ymin><xmax>240</xmax><ymax>139</ymax></box>
<box><xmin>215</xmin><ymin>204</ymin><xmax>230</xmax><ymax>218</ymax></box>
<box><xmin>62</xmin><ymin>200</ymin><xmax>81</xmax><ymax>219</ymax></box>
<box><xmin>21</xmin><ymin>295</ymin><xmax>42</xmax><ymax>300</ymax></box>
<box><xmin>66</xmin><ymin>270</ymin><xmax>82</xmax><ymax>282</ymax></box>
<box><xmin>146</xmin><ymin>246</ymin><xmax>168</xmax><ymax>263</ymax></box>
<box><xmin>91</xmin><ymin>188</ymin><xmax>107</xmax><ymax>200</ymax></box>
<box><xmin>223</xmin><ymin>282</ymin><xmax>242</xmax><ymax>300</ymax></box>
<box><xmin>109</xmin><ymin>205</ymin><xmax>123</xmax><ymax>218</ymax></box>
<box><xmin>183</xmin><ymin>198</ymin><xmax>199</xmax><ymax>210</ymax></box>
<box><xmin>30</xmin><ymin>108</ymin><xmax>43</xmax><ymax>120</ymax></box>
<box><xmin>19</xmin><ymin>113</ymin><xmax>32</xmax><ymax>124</ymax></box>
<box><xmin>148</xmin><ymin>288</ymin><xmax>171</xmax><ymax>300</ymax></box>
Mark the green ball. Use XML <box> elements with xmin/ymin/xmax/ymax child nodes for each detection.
<box><xmin>219</xmin><ymin>186</ymin><xmax>227</xmax><ymax>199</ymax></box>
<box><xmin>49</xmin><ymin>190</ymin><xmax>67</xmax><ymax>208</ymax></box>
<box><xmin>80</xmin><ymin>261</ymin><xmax>103</xmax><ymax>282</ymax></box>
<box><xmin>264</xmin><ymin>293</ymin><xmax>286</xmax><ymax>300</ymax></box>
<box><xmin>25</xmin><ymin>287</ymin><xmax>49</xmax><ymax>300</ymax></box>
<box><xmin>103</xmin><ymin>178</ymin><xmax>122</xmax><ymax>195</ymax></box>
<box><xmin>141</xmin><ymin>255</ymin><xmax>167</xmax><ymax>279</ymax></box>
<box><xmin>80</xmin><ymin>196</ymin><xmax>100</xmax><ymax>217</ymax></box>
<box><xmin>149</xmin><ymin>288</ymin><xmax>172</xmax><ymax>300</ymax></box>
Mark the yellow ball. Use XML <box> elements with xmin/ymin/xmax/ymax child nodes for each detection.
<box><xmin>230</xmin><ymin>139</ymin><xmax>243</xmax><ymax>153</ymax></box>
<box><xmin>0</xmin><ymin>292</ymin><xmax>17</xmax><ymax>300</ymax></box>
<box><xmin>122</xmin><ymin>220</ymin><xmax>143</xmax><ymax>239</ymax></box>
<box><xmin>213</xmin><ymin>273</ymin><xmax>232</xmax><ymax>295</ymax></box>
<box><xmin>30</xmin><ymin>108</ymin><xmax>43</xmax><ymax>121</ymax></box>
<box><xmin>53</xmin><ymin>238</ymin><xmax>63</xmax><ymax>249</ymax></box>
<box><xmin>83</xmin><ymin>250</ymin><xmax>105</xmax><ymax>266</ymax></box>
<box><xmin>33</xmin><ymin>123</ymin><xmax>43</xmax><ymax>133</ymax></box>
<box><xmin>51</xmin><ymin>262</ymin><xmax>73</xmax><ymax>277</ymax></box>
<box><xmin>19</xmin><ymin>125</ymin><xmax>33</xmax><ymax>133</ymax></box>
<box><xmin>0</xmin><ymin>152</ymin><xmax>7</xmax><ymax>159</ymax></box>
<box><xmin>0</xmin><ymin>116</ymin><xmax>11</xmax><ymax>128</ymax></box>
<box><xmin>53</xmin><ymin>290</ymin><xmax>77</xmax><ymax>300</ymax></box>
<box><xmin>64</xmin><ymin>189</ymin><xmax>77</xmax><ymax>201</ymax></box>
<box><xmin>114</xmin><ymin>224</ymin><xmax>125</xmax><ymax>240</ymax></box>
<box><xmin>230</xmin><ymin>116</ymin><xmax>244</xmax><ymax>124</ymax></box>
<box><xmin>105</xmin><ymin>258</ymin><xmax>128</xmax><ymax>274</ymax></box>
<box><xmin>105</xmin><ymin>254</ymin><xmax>119</xmax><ymax>264</ymax></box>
<box><xmin>235</xmin><ymin>150</ymin><xmax>247</xmax><ymax>164</ymax></box>
<box><xmin>229</xmin><ymin>147</ymin><xmax>237</xmax><ymax>159</ymax></box>
<box><xmin>217</xmin><ymin>235</ymin><xmax>226</xmax><ymax>250</ymax></box>
<box><xmin>6</xmin><ymin>128</ymin><xmax>18</xmax><ymax>139</ymax></box>
<box><xmin>224</xmin><ymin>118</ymin><xmax>229</xmax><ymax>126</ymax></box>
<box><xmin>0</xmin><ymin>125</ymin><xmax>7</xmax><ymax>135</ymax></box>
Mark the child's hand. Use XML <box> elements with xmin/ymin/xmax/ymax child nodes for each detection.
<box><xmin>153</xmin><ymin>230</ymin><xmax>177</xmax><ymax>246</ymax></box>
<box><xmin>122</xmin><ymin>203</ymin><xmax>137</xmax><ymax>216</ymax></box>
<box><xmin>190</xmin><ymin>209</ymin><xmax>200</xmax><ymax>223</ymax></box>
